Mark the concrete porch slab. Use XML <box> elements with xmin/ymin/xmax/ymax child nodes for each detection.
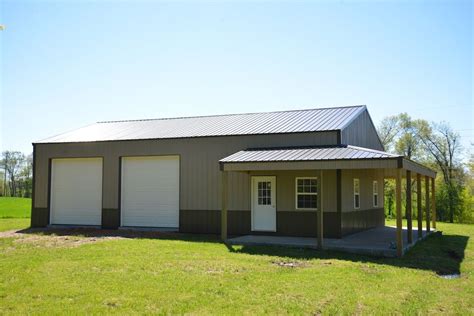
<box><xmin>227</xmin><ymin>226</ymin><xmax>435</xmax><ymax>257</ymax></box>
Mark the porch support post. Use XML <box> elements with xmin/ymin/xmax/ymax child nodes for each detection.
<box><xmin>425</xmin><ymin>175</ymin><xmax>430</xmax><ymax>233</ymax></box>
<box><xmin>317</xmin><ymin>170</ymin><xmax>324</xmax><ymax>250</ymax></box>
<box><xmin>396</xmin><ymin>169</ymin><xmax>403</xmax><ymax>257</ymax></box>
<box><xmin>221</xmin><ymin>170</ymin><xmax>228</xmax><ymax>241</ymax></box>
<box><xmin>406</xmin><ymin>170</ymin><xmax>413</xmax><ymax>244</ymax></box>
<box><xmin>417</xmin><ymin>173</ymin><xmax>423</xmax><ymax>239</ymax></box>
<box><xmin>431</xmin><ymin>177</ymin><xmax>436</xmax><ymax>229</ymax></box>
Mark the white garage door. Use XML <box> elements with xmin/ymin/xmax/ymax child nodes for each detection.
<box><xmin>50</xmin><ymin>158</ymin><xmax>103</xmax><ymax>226</ymax></box>
<box><xmin>121</xmin><ymin>156</ymin><xmax>179</xmax><ymax>228</ymax></box>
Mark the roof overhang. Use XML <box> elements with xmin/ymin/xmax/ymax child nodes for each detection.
<box><xmin>219</xmin><ymin>146</ymin><xmax>436</xmax><ymax>178</ymax></box>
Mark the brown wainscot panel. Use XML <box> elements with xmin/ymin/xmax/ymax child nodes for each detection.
<box><xmin>179</xmin><ymin>209</ymin><xmax>221</xmax><ymax>234</ymax></box>
<box><xmin>277</xmin><ymin>211</ymin><xmax>340</xmax><ymax>238</ymax></box>
<box><xmin>102</xmin><ymin>208</ymin><xmax>120</xmax><ymax>229</ymax></box>
<box><xmin>228</xmin><ymin>210</ymin><xmax>251</xmax><ymax>235</ymax></box>
<box><xmin>341</xmin><ymin>208</ymin><xmax>385</xmax><ymax>236</ymax></box>
<box><xmin>179</xmin><ymin>209</ymin><xmax>342</xmax><ymax>238</ymax></box>
<box><xmin>31</xmin><ymin>207</ymin><xmax>49</xmax><ymax>227</ymax></box>
<box><xmin>180</xmin><ymin>210</ymin><xmax>252</xmax><ymax>235</ymax></box>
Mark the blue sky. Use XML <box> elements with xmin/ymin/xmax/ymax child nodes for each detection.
<box><xmin>1</xmin><ymin>0</ymin><xmax>472</xmax><ymax>157</ymax></box>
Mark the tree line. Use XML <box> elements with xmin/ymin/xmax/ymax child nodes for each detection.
<box><xmin>0</xmin><ymin>151</ymin><xmax>33</xmax><ymax>198</ymax></box>
<box><xmin>378</xmin><ymin>114</ymin><xmax>473</xmax><ymax>223</ymax></box>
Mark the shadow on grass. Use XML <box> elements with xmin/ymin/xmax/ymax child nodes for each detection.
<box><xmin>14</xmin><ymin>226</ymin><xmax>468</xmax><ymax>276</ymax></box>
<box><xmin>227</xmin><ymin>232</ymin><xmax>468</xmax><ymax>276</ymax></box>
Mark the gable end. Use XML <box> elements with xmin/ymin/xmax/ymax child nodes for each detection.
<box><xmin>340</xmin><ymin>108</ymin><xmax>384</xmax><ymax>151</ymax></box>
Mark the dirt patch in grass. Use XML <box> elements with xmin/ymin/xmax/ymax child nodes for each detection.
<box><xmin>360</xmin><ymin>264</ymin><xmax>380</xmax><ymax>274</ymax></box>
<box><xmin>313</xmin><ymin>296</ymin><xmax>335</xmax><ymax>315</ymax></box>
<box><xmin>0</xmin><ymin>226</ymin><xmax>219</xmax><ymax>249</ymax></box>
<box><xmin>354</xmin><ymin>302</ymin><xmax>365</xmax><ymax>315</ymax></box>
<box><xmin>0</xmin><ymin>229</ymin><xmax>125</xmax><ymax>248</ymax></box>
<box><xmin>271</xmin><ymin>260</ymin><xmax>309</xmax><ymax>268</ymax></box>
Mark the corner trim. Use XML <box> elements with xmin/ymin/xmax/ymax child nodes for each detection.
<box><xmin>30</xmin><ymin>144</ymin><xmax>36</xmax><ymax>227</ymax></box>
<box><xmin>397</xmin><ymin>157</ymin><xmax>403</xmax><ymax>168</ymax></box>
<box><xmin>336</xmin><ymin>169</ymin><xmax>342</xmax><ymax>238</ymax></box>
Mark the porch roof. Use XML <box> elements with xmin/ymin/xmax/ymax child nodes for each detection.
<box><xmin>219</xmin><ymin>145</ymin><xmax>436</xmax><ymax>178</ymax></box>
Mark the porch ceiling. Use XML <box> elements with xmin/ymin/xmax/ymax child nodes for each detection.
<box><xmin>219</xmin><ymin>145</ymin><xmax>436</xmax><ymax>178</ymax></box>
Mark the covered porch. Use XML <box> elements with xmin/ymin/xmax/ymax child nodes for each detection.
<box><xmin>227</xmin><ymin>226</ymin><xmax>433</xmax><ymax>257</ymax></box>
<box><xmin>219</xmin><ymin>145</ymin><xmax>437</xmax><ymax>257</ymax></box>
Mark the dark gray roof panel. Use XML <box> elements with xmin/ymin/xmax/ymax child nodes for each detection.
<box><xmin>219</xmin><ymin>145</ymin><xmax>400</xmax><ymax>163</ymax></box>
<box><xmin>36</xmin><ymin>105</ymin><xmax>366</xmax><ymax>143</ymax></box>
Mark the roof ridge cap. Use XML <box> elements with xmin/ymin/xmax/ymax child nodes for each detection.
<box><xmin>245</xmin><ymin>145</ymin><xmax>347</xmax><ymax>151</ymax></box>
<box><xmin>96</xmin><ymin>105</ymin><xmax>366</xmax><ymax>124</ymax></box>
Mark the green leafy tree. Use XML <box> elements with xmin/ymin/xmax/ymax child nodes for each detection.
<box><xmin>378</xmin><ymin>115</ymin><xmax>400</xmax><ymax>152</ymax></box>
<box><xmin>378</xmin><ymin>115</ymin><xmax>471</xmax><ymax>223</ymax></box>
<box><xmin>18</xmin><ymin>154</ymin><xmax>33</xmax><ymax>197</ymax></box>
<box><xmin>416</xmin><ymin>122</ymin><xmax>463</xmax><ymax>223</ymax></box>
<box><xmin>1</xmin><ymin>151</ymin><xmax>26</xmax><ymax>197</ymax></box>
<box><xmin>378</xmin><ymin>114</ymin><xmax>426</xmax><ymax>219</ymax></box>
<box><xmin>378</xmin><ymin>113</ymin><xmax>428</xmax><ymax>160</ymax></box>
<box><xmin>0</xmin><ymin>170</ymin><xmax>4</xmax><ymax>196</ymax></box>
<box><xmin>458</xmin><ymin>152</ymin><xmax>474</xmax><ymax>223</ymax></box>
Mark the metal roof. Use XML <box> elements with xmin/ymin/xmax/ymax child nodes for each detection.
<box><xmin>36</xmin><ymin>105</ymin><xmax>366</xmax><ymax>144</ymax></box>
<box><xmin>219</xmin><ymin>145</ymin><xmax>400</xmax><ymax>163</ymax></box>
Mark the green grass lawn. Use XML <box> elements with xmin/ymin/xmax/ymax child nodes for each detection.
<box><xmin>0</xmin><ymin>218</ymin><xmax>473</xmax><ymax>314</ymax></box>
<box><xmin>0</xmin><ymin>218</ymin><xmax>30</xmax><ymax>232</ymax></box>
<box><xmin>0</xmin><ymin>197</ymin><xmax>31</xmax><ymax>218</ymax></box>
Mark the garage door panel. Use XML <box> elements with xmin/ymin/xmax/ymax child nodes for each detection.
<box><xmin>53</xmin><ymin>214</ymin><xmax>101</xmax><ymax>225</ymax></box>
<box><xmin>121</xmin><ymin>156</ymin><xmax>179</xmax><ymax>228</ymax></box>
<box><xmin>50</xmin><ymin>158</ymin><xmax>103</xmax><ymax>226</ymax></box>
<box><xmin>122</xmin><ymin>214</ymin><xmax>177</xmax><ymax>227</ymax></box>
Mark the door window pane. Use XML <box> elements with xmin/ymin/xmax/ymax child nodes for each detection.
<box><xmin>257</xmin><ymin>181</ymin><xmax>271</xmax><ymax>205</ymax></box>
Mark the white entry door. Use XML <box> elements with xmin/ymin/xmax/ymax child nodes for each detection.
<box><xmin>251</xmin><ymin>176</ymin><xmax>276</xmax><ymax>232</ymax></box>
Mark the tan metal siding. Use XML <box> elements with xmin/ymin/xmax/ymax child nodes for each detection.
<box><xmin>341</xmin><ymin>109</ymin><xmax>384</xmax><ymax>150</ymax></box>
<box><xmin>34</xmin><ymin>131</ymin><xmax>339</xmax><ymax>211</ymax></box>
<box><xmin>249</xmin><ymin>170</ymin><xmax>337</xmax><ymax>212</ymax></box>
<box><xmin>341</xmin><ymin>169</ymin><xmax>385</xmax><ymax>212</ymax></box>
